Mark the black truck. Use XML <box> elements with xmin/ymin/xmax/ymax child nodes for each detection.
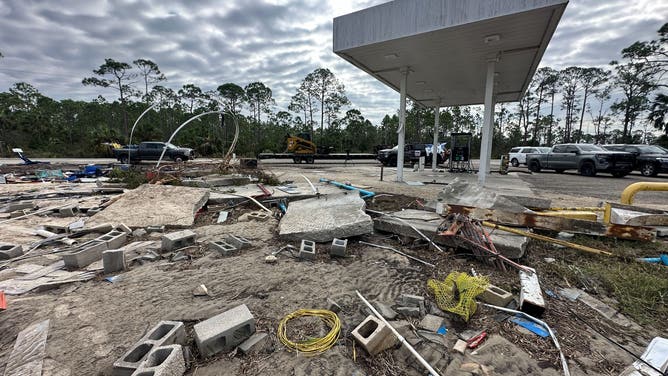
<box><xmin>602</xmin><ymin>144</ymin><xmax>668</xmax><ymax>177</ymax></box>
<box><xmin>112</xmin><ymin>142</ymin><xmax>195</xmax><ymax>164</ymax></box>
<box><xmin>377</xmin><ymin>143</ymin><xmax>428</xmax><ymax>166</ymax></box>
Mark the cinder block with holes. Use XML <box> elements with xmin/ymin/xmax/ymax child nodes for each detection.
<box><xmin>351</xmin><ymin>315</ymin><xmax>397</xmax><ymax>355</ymax></box>
<box><xmin>103</xmin><ymin>249</ymin><xmax>126</xmax><ymax>274</ymax></box>
<box><xmin>113</xmin><ymin>321</ymin><xmax>186</xmax><ymax>376</ymax></box>
<box><xmin>130</xmin><ymin>344</ymin><xmax>185</xmax><ymax>376</ymax></box>
<box><xmin>330</xmin><ymin>238</ymin><xmax>347</xmax><ymax>257</ymax></box>
<box><xmin>224</xmin><ymin>235</ymin><xmax>251</xmax><ymax>250</ymax></box>
<box><xmin>299</xmin><ymin>240</ymin><xmax>316</xmax><ymax>260</ymax></box>
<box><xmin>248</xmin><ymin>211</ymin><xmax>270</xmax><ymax>221</ymax></box>
<box><xmin>208</xmin><ymin>240</ymin><xmax>237</xmax><ymax>255</ymax></box>
<box><xmin>194</xmin><ymin>304</ymin><xmax>255</xmax><ymax>357</ymax></box>
<box><xmin>43</xmin><ymin>224</ymin><xmax>69</xmax><ymax>234</ymax></box>
<box><xmin>161</xmin><ymin>230</ymin><xmax>196</xmax><ymax>252</ymax></box>
<box><xmin>97</xmin><ymin>230</ymin><xmax>127</xmax><ymax>250</ymax></box>
<box><xmin>480</xmin><ymin>284</ymin><xmax>514</xmax><ymax>307</ymax></box>
<box><xmin>58</xmin><ymin>205</ymin><xmax>79</xmax><ymax>217</ymax></box>
<box><xmin>0</xmin><ymin>244</ymin><xmax>23</xmax><ymax>260</ymax></box>
<box><xmin>62</xmin><ymin>239</ymin><xmax>107</xmax><ymax>268</ymax></box>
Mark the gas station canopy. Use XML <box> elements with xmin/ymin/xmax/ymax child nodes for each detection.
<box><xmin>333</xmin><ymin>0</ymin><xmax>568</xmax><ymax>107</ymax></box>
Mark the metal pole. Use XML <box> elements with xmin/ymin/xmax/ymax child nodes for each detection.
<box><xmin>397</xmin><ymin>67</ymin><xmax>409</xmax><ymax>182</ymax></box>
<box><xmin>478</xmin><ymin>60</ymin><xmax>496</xmax><ymax>186</ymax></box>
<box><xmin>155</xmin><ymin>111</ymin><xmax>223</xmax><ymax>168</ymax></box>
<box><xmin>356</xmin><ymin>290</ymin><xmax>441</xmax><ymax>376</ymax></box>
<box><xmin>128</xmin><ymin>103</ymin><xmax>159</xmax><ymax>164</ymax></box>
<box><xmin>432</xmin><ymin>105</ymin><xmax>440</xmax><ymax>171</ymax></box>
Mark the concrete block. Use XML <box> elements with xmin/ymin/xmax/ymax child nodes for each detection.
<box><xmin>87</xmin><ymin>207</ymin><xmax>102</xmax><ymax>216</ymax></box>
<box><xmin>0</xmin><ymin>201</ymin><xmax>35</xmax><ymax>213</ymax></box>
<box><xmin>113</xmin><ymin>321</ymin><xmax>186</xmax><ymax>376</ymax></box>
<box><xmin>208</xmin><ymin>241</ymin><xmax>236</xmax><ymax>256</ymax></box>
<box><xmin>98</xmin><ymin>230</ymin><xmax>127</xmax><ymax>250</ymax></box>
<box><xmin>103</xmin><ymin>249</ymin><xmax>126</xmax><ymax>274</ymax></box>
<box><xmin>194</xmin><ymin>304</ymin><xmax>255</xmax><ymax>357</ymax></box>
<box><xmin>327</xmin><ymin>298</ymin><xmax>341</xmax><ymax>313</ymax></box>
<box><xmin>418</xmin><ymin>314</ymin><xmax>444</xmax><ymax>332</ymax></box>
<box><xmin>117</xmin><ymin>223</ymin><xmax>132</xmax><ymax>234</ymax></box>
<box><xmin>330</xmin><ymin>238</ymin><xmax>347</xmax><ymax>257</ymax></box>
<box><xmin>131</xmin><ymin>344</ymin><xmax>185</xmax><ymax>376</ymax></box>
<box><xmin>62</xmin><ymin>239</ymin><xmax>107</xmax><ymax>268</ymax></box>
<box><xmin>248</xmin><ymin>211</ymin><xmax>271</xmax><ymax>221</ymax></box>
<box><xmin>351</xmin><ymin>315</ymin><xmax>397</xmax><ymax>355</ymax></box>
<box><xmin>133</xmin><ymin>229</ymin><xmax>148</xmax><ymax>237</ymax></box>
<box><xmin>0</xmin><ymin>244</ymin><xmax>24</xmax><ymax>260</ymax></box>
<box><xmin>298</xmin><ymin>240</ymin><xmax>316</xmax><ymax>260</ymax></box>
<box><xmin>480</xmin><ymin>284</ymin><xmax>514</xmax><ymax>307</ymax></box>
<box><xmin>224</xmin><ymin>235</ymin><xmax>251</xmax><ymax>250</ymax></box>
<box><xmin>395</xmin><ymin>306</ymin><xmax>421</xmax><ymax>318</ymax></box>
<box><xmin>73</xmin><ymin>223</ymin><xmax>114</xmax><ymax>235</ymax></box>
<box><xmin>161</xmin><ymin>230</ymin><xmax>196</xmax><ymax>251</ymax></box>
<box><xmin>519</xmin><ymin>270</ymin><xmax>545</xmax><ymax>317</ymax></box>
<box><xmin>147</xmin><ymin>226</ymin><xmax>165</xmax><ymax>233</ymax></box>
<box><xmin>238</xmin><ymin>332</ymin><xmax>269</xmax><ymax>354</ymax></box>
<box><xmin>59</xmin><ymin>205</ymin><xmax>79</xmax><ymax>217</ymax></box>
<box><xmin>43</xmin><ymin>224</ymin><xmax>69</xmax><ymax>234</ymax></box>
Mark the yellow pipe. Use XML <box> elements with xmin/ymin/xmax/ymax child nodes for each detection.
<box><xmin>546</xmin><ymin>207</ymin><xmax>605</xmax><ymax>212</ymax></box>
<box><xmin>535</xmin><ymin>211</ymin><xmax>598</xmax><ymax>221</ymax></box>
<box><xmin>482</xmin><ymin>221</ymin><xmax>612</xmax><ymax>256</ymax></box>
<box><xmin>621</xmin><ymin>182</ymin><xmax>668</xmax><ymax>205</ymax></box>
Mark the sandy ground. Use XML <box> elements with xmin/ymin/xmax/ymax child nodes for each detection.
<box><xmin>0</xmin><ymin>164</ymin><xmax>664</xmax><ymax>376</ymax></box>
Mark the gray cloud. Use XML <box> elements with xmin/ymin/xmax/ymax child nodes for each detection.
<box><xmin>0</xmin><ymin>0</ymin><xmax>666</xmax><ymax>126</ymax></box>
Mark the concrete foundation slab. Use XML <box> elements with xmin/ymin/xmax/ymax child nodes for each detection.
<box><xmin>279</xmin><ymin>193</ymin><xmax>373</xmax><ymax>243</ymax></box>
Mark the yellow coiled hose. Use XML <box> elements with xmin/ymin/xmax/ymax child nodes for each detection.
<box><xmin>277</xmin><ymin>309</ymin><xmax>341</xmax><ymax>355</ymax></box>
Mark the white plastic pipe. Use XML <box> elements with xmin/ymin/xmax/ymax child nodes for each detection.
<box><xmin>356</xmin><ymin>290</ymin><xmax>441</xmax><ymax>376</ymax></box>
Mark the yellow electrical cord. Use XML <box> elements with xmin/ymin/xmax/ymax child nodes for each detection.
<box><xmin>277</xmin><ymin>309</ymin><xmax>341</xmax><ymax>355</ymax></box>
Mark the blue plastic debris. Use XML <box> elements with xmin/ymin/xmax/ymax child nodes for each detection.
<box><xmin>437</xmin><ymin>324</ymin><xmax>448</xmax><ymax>335</ymax></box>
<box><xmin>511</xmin><ymin>316</ymin><xmax>549</xmax><ymax>337</ymax></box>
<box><xmin>105</xmin><ymin>275</ymin><xmax>123</xmax><ymax>283</ymax></box>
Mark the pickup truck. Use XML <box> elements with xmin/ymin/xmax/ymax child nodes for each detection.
<box><xmin>113</xmin><ymin>142</ymin><xmax>195</xmax><ymax>164</ymax></box>
<box><xmin>377</xmin><ymin>143</ymin><xmax>428</xmax><ymax>166</ymax></box>
<box><xmin>526</xmin><ymin>143</ymin><xmax>634</xmax><ymax>177</ymax></box>
<box><xmin>602</xmin><ymin>144</ymin><xmax>668</xmax><ymax>177</ymax></box>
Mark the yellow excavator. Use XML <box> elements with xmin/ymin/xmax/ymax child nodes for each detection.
<box><xmin>285</xmin><ymin>133</ymin><xmax>320</xmax><ymax>164</ymax></box>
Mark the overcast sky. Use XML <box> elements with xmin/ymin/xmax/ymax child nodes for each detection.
<box><xmin>0</xmin><ymin>0</ymin><xmax>666</xmax><ymax>125</ymax></box>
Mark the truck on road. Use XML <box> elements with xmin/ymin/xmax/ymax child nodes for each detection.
<box><xmin>113</xmin><ymin>142</ymin><xmax>195</xmax><ymax>164</ymax></box>
<box><xmin>525</xmin><ymin>143</ymin><xmax>634</xmax><ymax>177</ymax></box>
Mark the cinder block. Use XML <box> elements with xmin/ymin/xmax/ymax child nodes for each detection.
<box><xmin>351</xmin><ymin>315</ymin><xmax>397</xmax><ymax>355</ymax></box>
<box><xmin>208</xmin><ymin>241</ymin><xmax>236</xmax><ymax>256</ymax></box>
<box><xmin>117</xmin><ymin>223</ymin><xmax>132</xmax><ymax>234</ymax></box>
<box><xmin>237</xmin><ymin>332</ymin><xmax>269</xmax><ymax>354</ymax></box>
<box><xmin>59</xmin><ymin>205</ymin><xmax>80</xmax><ymax>217</ymax></box>
<box><xmin>480</xmin><ymin>284</ymin><xmax>514</xmax><ymax>307</ymax></box>
<box><xmin>103</xmin><ymin>249</ymin><xmax>126</xmax><ymax>274</ymax></box>
<box><xmin>98</xmin><ymin>230</ymin><xmax>127</xmax><ymax>250</ymax></box>
<box><xmin>395</xmin><ymin>306</ymin><xmax>421</xmax><ymax>318</ymax></box>
<box><xmin>87</xmin><ymin>207</ymin><xmax>102</xmax><ymax>216</ymax></box>
<box><xmin>62</xmin><ymin>239</ymin><xmax>107</xmax><ymax>268</ymax></box>
<box><xmin>0</xmin><ymin>244</ymin><xmax>23</xmax><ymax>260</ymax></box>
<box><xmin>113</xmin><ymin>321</ymin><xmax>186</xmax><ymax>376</ymax></box>
<box><xmin>224</xmin><ymin>235</ymin><xmax>251</xmax><ymax>250</ymax></box>
<box><xmin>131</xmin><ymin>344</ymin><xmax>185</xmax><ymax>376</ymax></box>
<box><xmin>43</xmin><ymin>224</ymin><xmax>69</xmax><ymax>234</ymax></box>
<box><xmin>147</xmin><ymin>226</ymin><xmax>165</xmax><ymax>233</ymax></box>
<box><xmin>298</xmin><ymin>240</ymin><xmax>316</xmax><ymax>260</ymax></box>
<box><xmin>248</xmin><ymin>211</ymin><xmax>271</xmax><ymax>221</ymax></box>
<box><xmin>330</xmin><ymin>238</ymin><xmax>347</xmax><ymax>257</ymax></box>
<box><xmin>161</xmin><ymin>230</ymin><xmax>196</xmax><ymax>251</ymax></box>
<box><xmin>194</xmin><ymin>304</ymin><xmax>255</xmax><ymax>357</ymax></box>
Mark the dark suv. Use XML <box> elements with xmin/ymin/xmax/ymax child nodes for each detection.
<box><xmin>602</xmin><ymin>144</ymin><xmax>668</xmax><ymax>177</ymax></box>
<box><xmin>377</xmin><ymin>143</ymin><xmax>428</xmax><ymax>166</ymax></box>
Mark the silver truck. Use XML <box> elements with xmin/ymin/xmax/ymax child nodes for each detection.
<box><xmin>525</xmin><ymin>143</ymin><xmax>634</xmax><ymax>177</ymax></box>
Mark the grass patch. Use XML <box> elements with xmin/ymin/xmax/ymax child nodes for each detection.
<box><xmin>108</xmin><ymin>168</ymin><xmax>148</xmax><ymax>189</ymax></box>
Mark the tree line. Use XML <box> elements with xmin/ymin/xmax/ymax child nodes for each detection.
<box><xmin>0</xmin><ymin>23</ymin><xmax>666</xmax><ymax>159</ymax></box>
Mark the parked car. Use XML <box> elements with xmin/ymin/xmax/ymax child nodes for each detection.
<box><xmin>508</xmin><ymin>146</ymin><xmax>551</xmax><ymax>167</ymax></box>
<box><xmin>113</xmin><ymin>141</ymin><xmax>195</xmax><ymax>164</ymax></box>
<box><xmin>377</xmin><ymin>143</ymin><xmax>428</xmax><ymax>166</ymax></box>
<box><xmin>601</xmin><ymin>144</ymin><xmax>668</xmax><ymax>177</ymax></box>
<box><xmin>525</xmin><ymin>143</ymin><xmax>634</xmax><ymax>177</ymax></box>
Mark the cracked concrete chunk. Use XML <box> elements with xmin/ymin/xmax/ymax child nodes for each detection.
<box><xmin>4</xmin><ymin>319</ymin><xmax>50</xmax><ymax>376</ymax></box>
<box><xmin>279</xmin><ymin>193</ymin><xmax>373</xmax><ymax>243</ymax></box>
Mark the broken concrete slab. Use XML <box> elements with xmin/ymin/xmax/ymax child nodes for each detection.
<box><xmin>436</xmin><ymin>179</ymin><xmax>535</xmax><ymax>212</ymax></box>
<box><xmin>279</xmin><ymin>193</ymin><xmax>374</xmax><ymax>243</ymax></box>
<box><xmin>610</xmin><ymin>207</ymin><xmax>668</xmax><ymax>226</ymax></box>
<box><xmin>87</xmin><ymin>184</ymin><xmax>209</xmax><ymax>228</ymax></box>
<box><xmin>575</xmin><ymin>290</ymin><xmax>642</xmax><ymax>330</ymax></box>
<box><xmin>3</xmin><ymin>319</ymin><xmax>50</xmax><ymax>376</ymax></box>
<box><xmin>373</xmin><ymin>209</ymin><xmax>528</xmax><ymax>259</ymax></box>
<box><xmin>0</xmin><ymin>244</ymin><xmax>24</xmax><ymax>260</ymax></box>
<box><xmin>418</xmin><ymin>314</ymin><xmax>444</xmax><ymax>333</ymax></box>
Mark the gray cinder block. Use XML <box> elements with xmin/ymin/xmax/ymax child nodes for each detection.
<box><xmin>59</xmin><ymin>205</ymin><xmax>79</xmax><ymax>217</ymax></box>
<box><xmin>298</xmin><ymin>240</ymin><xmax>316</xmax><ymax>260</ymax></box>
<box><xmin>224</xmin><ymin>235</ymin><xmax>251</xmax><ymax>250</ymax></box>
<box><xmin>113</xmin><ymin>321</ymin><xmax>186</xmax><ymax>376</ymax></box>
<box><xmin>0</xmin><ymin>244</ymin><xmax>24</xmax><ymax>260</ymax></box>
<box><xmin>161</xmin><ymin>230</ymin><xmax>196</xmax><ymax>251</ymax></box>
<box><xmin>194</xmin><ymin>304</ymin><xmax>255</xmax><ymax>357</ymax></box>
<box><xmin>208</xmin><ymin>241</ymin><xmax>236</xmax><ymax>256</ymax></box>
<box><xmin>248</xmin><ymin>211</ymin><xmax>271</xmax><ymax>221</ymax></box>
<box><xmin>480</xmin><ymin>284</ymin><xmax>514</xmax><ymax>307</ymax></box>
<box><xmin>103</xmin><ymin>249</ymin><xmax>126</xmax><ymax>274</ymax></box>
<box><xmin>237</xmin><ymin>332</ymin><xmax>269</xmax><ymax>355</ymax></box>
<box><xmin>131</xmin><ymin>344</ymin><xmax>185</xmax><ymax>376</ymax></box>
<box><xmin>330</xmin><ymin>238</ymin><xmax>347</xmax><ymax>257</ymax></box>
<box><xmin>97</xmin><ymin>230</ymin><xmax>127</xmax><ymax>250</ymax></box>
<box><xmin>62</xmin><ymin>239</ymin><xmax>107</xmax><ymax>268</ymax></box>
<box><xmin>351</xmin><ymin>315</ymin><xmax>397</xmax><ymax>355</ymax></box>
